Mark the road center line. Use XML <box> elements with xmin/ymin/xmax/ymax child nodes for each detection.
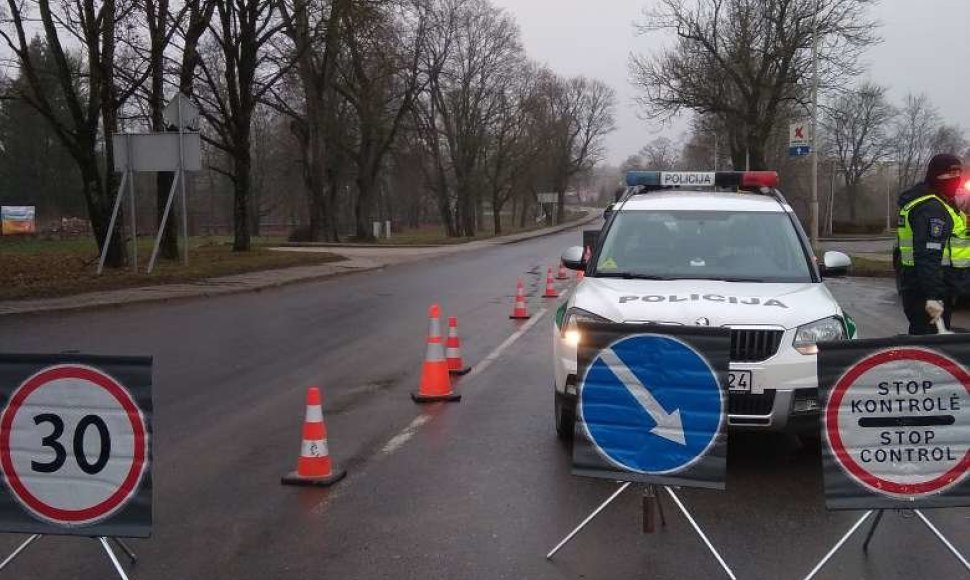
<box><xmin>379</xmin><ymin>306</ymin><xmax>549</xmax><ymax>457</ymax></box>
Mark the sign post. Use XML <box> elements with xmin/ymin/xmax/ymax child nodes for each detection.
<box><xmin>804</xmin><ymin>336</ymin><xmax>970</xmax><ymax>579</ymax></box>
<box><xmin>0</xmin><ymin>354</ymin><xmax>152</xmax><ymax>579</ymax></box>
<box><xmin>547</xmin><ymin>324</ymin><xmax>735</xmax><ymax>578</ymax></box>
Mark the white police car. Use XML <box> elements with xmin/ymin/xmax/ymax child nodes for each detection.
<box><xmin>553</xmin><ymin>170</ymin><xmax>858</xmax><ymax>439</ymax></box>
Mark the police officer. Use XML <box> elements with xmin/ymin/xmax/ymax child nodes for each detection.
<box><xmin>896</xmin><ymin>154</ymin><xmax>965</xmax><ymax>334</ymax></box>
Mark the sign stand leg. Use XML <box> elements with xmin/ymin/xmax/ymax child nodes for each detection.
<box><xmin>111</xmin><ymin>537</ymin><xmax>138</xmax><ymax>563</ymax></box>
<box><xmin>861</xmin><ymin>509</ymin><xmax>884</xmax><ymax>552</ymax></box>
<box><xmin>546</xmin><ymin>481</ymin><xmax>631</xmax><ymax>559</ymax></box>
<box><xmin>97</xmin><ymin>171</ymin><xmax>130</xmax><ymax>275</ymax></box>
<box><xmin>802</xmin><ymin>510</ymin><xmax>875</xmax><ymax>580</ymax></box>
<box><xmin>662</xmin><ymin>487</ymin><xmax>737</xmax><ymax>580</ymax></box>
<box><xmin>0</xmin><ymin>534</ymin><xmax>41</xmax><ymax>571</ymax></box>
<box><xmin>98</xmin><ymin>537</ymin><xmax>132</xmax><ymax>580</ymax></box>
<box><xmin>914</xmin><ymin>510</ymin><xmax>970</xmax><ymax>572</ymax></box>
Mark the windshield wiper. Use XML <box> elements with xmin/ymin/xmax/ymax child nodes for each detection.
<box><xmin>712</xmin><ymin>277</ymin><xmax>763</xmax><ymax>283</ymax></box>
<box><xmin>595</xmin><ymin>272</ymin><xmax>672</xmax><ymax>280</ymax></box>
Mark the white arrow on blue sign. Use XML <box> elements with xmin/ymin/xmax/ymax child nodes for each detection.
<box><xmin>579</xmin><ymin>334</ymin><xmax>724</xmax><ymax>475</ymax></box>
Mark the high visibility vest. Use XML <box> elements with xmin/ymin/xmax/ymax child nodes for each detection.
<box><xmin>897</xmin><ymin>194</ymin><xmax>970</xmax><ymax>267</ymax></box>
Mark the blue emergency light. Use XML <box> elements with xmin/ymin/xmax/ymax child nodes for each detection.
<box><xmin>625</xmin><ymin>170</ymin><xmax>779</xmax><ymax>190</ymax></box>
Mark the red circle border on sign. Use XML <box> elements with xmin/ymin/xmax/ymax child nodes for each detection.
<box><xmin>0</xmin><ymin>365</ymin><xmax>148</xmax><ymax>525</ymax></box>
<box><xmin>826</xmin><ymin>347</ymin><xmax>970</xmax><ymax>497</ymax></box>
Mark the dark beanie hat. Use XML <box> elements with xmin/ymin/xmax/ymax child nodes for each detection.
<box><xmin>926</xmin><ymin>153</ymin><xmax>963</xmax><ymax>184</ymax></box>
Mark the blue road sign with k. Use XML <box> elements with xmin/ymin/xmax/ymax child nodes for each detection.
<box><xmin>573</xmin><ymin>325</ymin><xmax>730</xmax><ymax>489</ymax></box>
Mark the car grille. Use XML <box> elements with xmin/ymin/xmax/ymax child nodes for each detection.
<box><xmin>730</xmin><ymin>329</ymin><xmax>783</xmax><ymax>362</ymax></box>
<box><xmin>729</xmin><ymin>391</ymin><xmax>776</xmax><ymax>415</ymax></box>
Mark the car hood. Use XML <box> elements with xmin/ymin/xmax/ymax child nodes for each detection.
<box><xmin>573</xmin><ymin>279</ymin><xmax>840</xmax><ymax>330</ymax></box>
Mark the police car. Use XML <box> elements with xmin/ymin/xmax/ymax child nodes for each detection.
<box><xmin>553</xmin><ymin>170</ymin><xmax>858</xmax><ymax>439</ymax></box>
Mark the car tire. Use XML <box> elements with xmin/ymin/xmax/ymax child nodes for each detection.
<box><xmin>554</xmin><ymin>391</ymin><xmax>576</xmax><ymax>441</ymax></box>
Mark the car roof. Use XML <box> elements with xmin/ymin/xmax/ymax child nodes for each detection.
<box><xmin>616</xmin><ymin>190</ymin><xmax>788</xmax><ymax>213</ymax></box>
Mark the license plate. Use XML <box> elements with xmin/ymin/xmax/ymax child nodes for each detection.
<box><xmin>727</xmin><ymin>370</ymin><xmax>752</xmax><ymax>392</ymax></box>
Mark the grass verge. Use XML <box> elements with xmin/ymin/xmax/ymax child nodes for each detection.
<box><xmin>1</xmin><ymin>236</ymin><xmax>343</xmax><ymax>301</ymax></box>
<box><xmin>847</xmin><ymin>256</ymin><xmax>895</xmax><ymax>278</ymax></box>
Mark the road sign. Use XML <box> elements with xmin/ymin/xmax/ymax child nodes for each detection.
<box><xmin>162</xmin><ymin>93</ymin><xmax>200</xmax><ymax>131</ymax></box>
<box><xmin>819</xmin><ymin>338</ymin><xmax>970</xmax><ymax>509</ymax></box>
<box><xmin>789</xmin><ymin>121</ymin><xmax>811</xmax><ymax>157</ymax></box>
<box><xmin>0</xmin><ymin>354</ymin><xmax>152</xmax><ymax>537</ymax></box>
<box><xmin>573</xmin><ymin>324</ymin><xmax>730</xmax><ymax>489</ymax></box>
<box><xmin>112</xmin><ymin>132</ymin><xmax>203</xmax><ymax>172</ymax></box>
<box><xmin>537</xmin><ymin>193</ymin><xmax>558</xmax><ymax>204</ymax></box>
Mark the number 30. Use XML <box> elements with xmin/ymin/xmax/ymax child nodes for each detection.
<box><xmin>31</xmin><ymin>414</ymin><xmax>111</xmax><ymax>475</ymax></box>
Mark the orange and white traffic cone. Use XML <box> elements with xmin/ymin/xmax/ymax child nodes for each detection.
<box><xmin>556</xmin><ymin>263</ymin><xmax>569</xmax><ymax>280</ymax></box>
<box><xmin>543</xmin><ymin>267</ymin><xmax>559</xmax><ymax>298</ymax></box>
<box><xmin>412</xmin><ymin>304</ymin><xmax>461</xmax><ymax>403</ymax></box>
<box><xmin>282</xmin><ymin>386</ymin><xmax>346</xmax><ymax>487</ymax></box>
<box><xmin>509</xmin><ymin>279</ymin><xmax>531</xmax><ymax>319</ymax></box>
<box><xmin>446</xmin><ymin>316</ymin><xmax>471</xmax><ymax>375</ymax></box>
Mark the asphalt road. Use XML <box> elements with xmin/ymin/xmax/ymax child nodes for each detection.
<box><xmin>0</xmin><ymin>229</ymin><xmax>968</xmax><ymax>580</ymax></box>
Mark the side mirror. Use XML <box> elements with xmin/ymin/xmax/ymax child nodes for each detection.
<box><xmin>603</xmin><ymin>204</ymin><xmax>614</xmax><ymax>219</ymax></box>
<box><xmin>562</xmin><ymin>246</ymin><xmax>585</xmax><ymax>270</ymax></box>
<box><xmin>821</xmin><ymin>251</ymin><xmax>852</xmax><ymax>277</ymax></box>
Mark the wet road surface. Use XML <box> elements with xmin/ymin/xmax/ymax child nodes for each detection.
<box><xmin>0</xmin><ymin>230</ymin><xmax>968</xmax><ymax>579</ymax></box>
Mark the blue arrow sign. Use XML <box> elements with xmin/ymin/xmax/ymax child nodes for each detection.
<box><xmin>789</xmin><ymin>145</ymin><xmax>811</xmax><ymax>157</ymax></box>
<box><xmin>579</xmin><ymin>334</ymin><xmax>724</xmax><ymax>475</ymax></box>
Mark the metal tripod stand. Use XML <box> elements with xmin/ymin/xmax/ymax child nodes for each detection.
<box><xmin>803</xmin><ymin>509</ymin><xmax>970</xmax><ymax>579</ymax></box>
<box><xmin>546</xmin><ymin>481</ymin><xmax>737</xmax><ymax>579</ymax></box>
<box><xmin>0</xmin><ymin>534</ymin><xmax>138</xmax><ymax>579</ymax></box>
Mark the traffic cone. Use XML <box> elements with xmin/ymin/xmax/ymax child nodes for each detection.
<box><xmin>282</xmin><ymin>387</ymin><xmax>346</xmax><ymax>487</ymax></box>
<box><xmin>412</xmin><ymin>304</ymin><xmax>461</xmax><ymax>403</ymax></box>
<box><xmin>543</xmin><ymin>267</ymin><xmax>559</xmax><ymax>298</ymax></box>
<box><xmin>446</xmin><ymin>316</ymin><xmax>471</xmax><ymax>375</ymax></box>
<box><xmin>556</xmin><ymin>263</ymin><xmax>569</xmax><ymax>280</ymax></box>
<box><xmin>510</xmin><ymin>279</ymin><xmax>531</xmax><ymax>319</ymax></box>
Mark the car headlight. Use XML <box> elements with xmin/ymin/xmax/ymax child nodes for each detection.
<box><xmin>561</xmin><ymin>308</ymin><xmax>612</xmax><ymax>347</ymax></box>
<box><xmin>793</xmin><ymin>317</ymin><xmax>846</xmax><ymax>355</ymax></box>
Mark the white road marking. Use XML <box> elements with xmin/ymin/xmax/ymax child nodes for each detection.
<box><xmin>379</xmin><ymin>307</ymin><xmax>549</xmax><ymax>457</ymax></box>
<box><xmin>463</xmin><ymin>307</ymin><xmax>548</xmax><ymax>380</ymax></box>
<box><xmin>381</xmin><ymin>414</ymin><xmax>432</xmax><ymax>455</ymax></box>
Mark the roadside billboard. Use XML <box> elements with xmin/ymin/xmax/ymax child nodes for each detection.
<box><xmin>1</xmin><ymin>206</ymin><xmax>36</xmax><ymax>235</ymax></box>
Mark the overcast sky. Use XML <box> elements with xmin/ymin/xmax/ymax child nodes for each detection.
<box><xmin>490</xmin><ymin>0</ymin><xmax>970</xmax><ymax>165</ymax></box>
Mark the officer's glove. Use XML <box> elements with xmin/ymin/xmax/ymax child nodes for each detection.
<box><xmin>925</xmin><ymin>299</ymin><xmax>945</xmax><ymax>323</ymax></box>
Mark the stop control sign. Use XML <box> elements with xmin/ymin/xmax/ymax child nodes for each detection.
<box><xmin>0</xmin><ymin>355</ymin><xmax>152</xmax><ymax>537</ymax></box>
<box><xmin>820</xmin><ymin>340</ymin><xmax>970</xmax><ymax>510</ymax></box>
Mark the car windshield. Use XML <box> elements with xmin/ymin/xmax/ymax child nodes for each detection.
<box><xmin>594</xmin><ymin>209</ymin><xmax>813</xmax><ymax>283</ymax></box>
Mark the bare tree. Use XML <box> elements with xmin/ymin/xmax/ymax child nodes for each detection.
<box><xmin>638</xmin><ymin>136</ymin><xmax>680</xmax><ymax>170</ymax></box>
<box><xmin>893</xmin><ymin>93</ymin><xmax>941</xmax><ymax>189</ymax></box>
<box><xmin>335</xmin><ymin>1</ymin><xmax>427</xmax><ymax>240</ymax></box>
<box><xmin>543</xmin><ymin>74</ymin><xmax>616</xmax><ymax>222</ymax></box>
<box><xmin>194</xmin><ymin>0</ymin><xmax>289</xmax><ymax>251</ymax></box>
<box><xmin>632</xmin><ymin>0</ymin><xmax>878</xmax><ymax>170</ymax></box>
<box><xmin>823</xmin><ymin>83</ymin><xmax>895</xmax><ymax>222</ymax></box>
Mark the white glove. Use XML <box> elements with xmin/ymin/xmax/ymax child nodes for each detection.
<box><xmin>925</xmin><ymin>300</ymin><xmax>945</xmax><ymax>323</ymax></box>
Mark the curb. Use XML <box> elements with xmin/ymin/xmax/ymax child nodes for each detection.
<box><xmin>0</xmin><ymin>211</ymin><xmax>600</xmax><ymax>318</ymax></box>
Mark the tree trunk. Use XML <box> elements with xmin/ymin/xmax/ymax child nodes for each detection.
<box><xmin>355</xmin><ymin>173</ymin><xmax>375</xmax><ymax>241</ymax></box>
<box><xmin>492</xmin><ymin>193</ymin><xmax>503</xmax><ymax>234</ymax></box>
<box><xmin>82</xmin><ymin>162</ymin><xmax>126</xmax><ymax>267</ymax></box>
<box><xmin>232</xmin><ymin>150</ymin><xmax>252</xmax><ymax>252</ymax></box>
<box><xmin>556</xmin><ymin>191</ymin><xmax>566</xmax><ymax>223</ymax></box>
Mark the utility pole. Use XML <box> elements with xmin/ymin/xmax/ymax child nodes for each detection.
<box><xmin>810</xmin><ymin>0</ymin><xmax>820</xmax><ymax>251</ymax></box>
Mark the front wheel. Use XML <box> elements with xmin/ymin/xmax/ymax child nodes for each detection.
<box><xmin>555</xmin><ymin>392</ymin><xmax>576</xmax><ymax>440</ymax></box>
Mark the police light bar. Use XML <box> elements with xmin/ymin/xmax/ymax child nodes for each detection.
<box><xmin>625</xmin><ymin>171</ymin><xmax>779</xmax><ymax>190</ymax></box>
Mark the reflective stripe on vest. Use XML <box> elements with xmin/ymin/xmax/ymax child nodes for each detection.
<box><xmin>897</xmin><ymin>194</ymin><xmax>968</xmax><ymax>267</ymax></box>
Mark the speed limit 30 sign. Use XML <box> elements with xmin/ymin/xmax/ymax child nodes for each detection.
<box><xmin>0</xmin><ymin>355</ymin><xmax>152</xmax><ymax>537</ymax></box>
